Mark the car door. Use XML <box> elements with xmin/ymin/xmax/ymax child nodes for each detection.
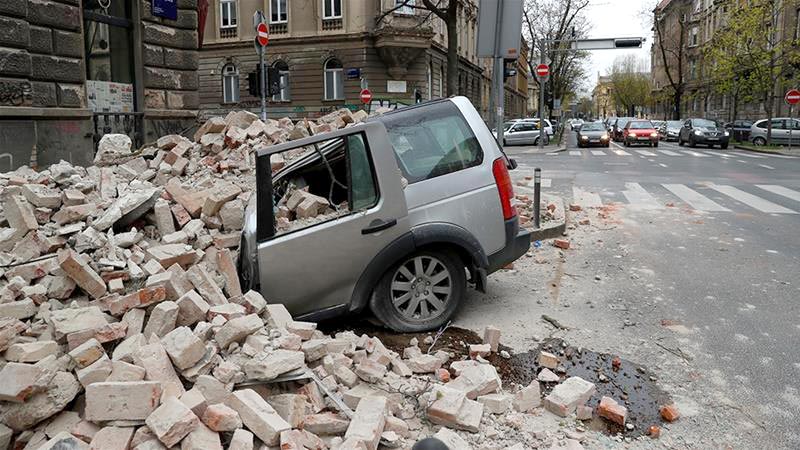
<box><xmin>253</xmin><ymin>123</ymin><xmax>410</xmax><ymax>316</ymax></box>
<box><xmin>770</xmin><ymin>119</ymin><xmax>787</xmax><ymax>144</ymax></box>
<box><xmin>788</xmin><ymin>119</ymin><xmax>800</xmax><ymax>146</ymax></box>
<box><xmin>515</xmin><ymin>122</ymin><xmax>536</xmax><ymax>144</ymax></box>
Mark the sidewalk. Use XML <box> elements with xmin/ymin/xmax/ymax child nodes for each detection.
<box><xmin>503</xmin><ymin>139</ymin><xmax>567</xmax><ymax>156</ymax></box>
<box><xmin>734</xmin><ymin>143</ymin><xmax>800</xmax><ymax>157</ymax></box>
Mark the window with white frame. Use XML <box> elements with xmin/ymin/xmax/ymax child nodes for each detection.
<box><xmin>220</xmin><ymin>0</ymin><xmax>237</xmax><ymax>28</ymax></box>
<box><xmin>395</xmin><ymin>0</ymin><xmax>414</xmax><ymax>15</ymax></box>
<box><xmin>323</xmin><ymin>0</ymin><xmax>342</xmax><ymax>19</ymax></box>
<box><xmin>222</xmin><ymin>64</ymin><xmax>239</xmax><ymax>103</ymax></box>
<box><xmin>272</xmin><ymin>61</ymin><xmax>290</xmax><ymax>102</ymax></box>
<box><xmin>324</xmin><ymin>58</ymin><xmax>344</xmax><ymax>100</ymax></box>
<box><xmin>271</xmin><ymin>0</ymin><xmax>287</xmax><ymax>23</ymax></box>
<box><xmin>689</xmin><ymin>26</ymin><xmax>698</xmax><ymax>46</ymax></box>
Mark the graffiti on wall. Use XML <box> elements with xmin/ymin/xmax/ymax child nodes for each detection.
<box><xmin>0</xmin><ymin>80</ymin><xmax>32</xmax><ymax>107</ymax></box>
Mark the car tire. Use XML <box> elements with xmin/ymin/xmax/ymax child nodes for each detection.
<box><xmin>653</xmin><ymin>142</ymin><xmax>659</xmax><ymax>148</ymax></box>
<box><xmin>370</xmin><ymin>249</ymin><xmax>466</xmax><ymax>332</ymax></box>
<box><xmin>503</xmin><ymin>139</ymin><xmax>507</xmax><ymax>147</ymax></box>
<box><xmin>678</xmin><ymin>138</ymin><xmax>684</xmax><ymax>146</ymax></box>
<box><xmin>721</xmin><ymin>143</ymin><xmax>729</xmax><ymax>149</ymax></box>
<box><xmin>753</xmin><ymin>137</ymin><xmax>767</xmax><ymax>146</ymax></box>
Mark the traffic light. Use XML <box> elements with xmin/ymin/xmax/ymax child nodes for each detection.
<box><xmin>248</xmin><ymin>65</ymin><xmax>281</xmax><ymax>97</ymax></box>
<box><xmin>614</xmin><ymin>38</ymin><xmax>643</xmax><ymax>48</ymax></box>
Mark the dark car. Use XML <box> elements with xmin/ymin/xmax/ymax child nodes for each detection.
<box><xmin>622</xmin><ymin>120</ymin><xmax>659</xmax><ymax>147</ymax></box>
<box><xmin>576</xmin><ymin>122</ymin><xmax>611</xmax><ymax>147</ymax></box>
<box><xmin>724</xmin><ymin>120</ymin><xmax>753</xmax><ymax>142</ymax></box>
<box><xmin>662</xmin><ymin>120</ymin><xmax>682</xmax><ymax>141</ymax></box>
<box><xmin>678</xmin><ymin>118</ymin><xmax>730</xmax><ymax>149</ymax></box>
<box><xmin>611</xmin><ymin>117</ymin><xmax>633</xmax><ymax>142</ymax></box>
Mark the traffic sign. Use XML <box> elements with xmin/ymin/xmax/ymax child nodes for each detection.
<box><xmin>360</xmin><ymin>88</ymin><xmax>372</xmax><ymax>105</ymax></box>
<box><xmin>536</xmin><ymin>63</ymin><xmax>550</xmax><ymax>79</ymax></box>
<box><xmin>256</xmin><ymin>22</ymin><xmax>269</xmax><ymax>47</ymax></box>
<box><xmin>786</xmin><ymin>89</ymin><xmax>800</xmax><ymax>105</ymax></box>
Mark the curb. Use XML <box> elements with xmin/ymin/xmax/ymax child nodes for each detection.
<box><xmin>528</xmin><ymin>195</ymin><xmax>567</xmax><ymax>242</ymax></box>
<box><xmin>733</xmin><ymin>144</ymin><xmax>796</xmax><ymax>157</ymax></box>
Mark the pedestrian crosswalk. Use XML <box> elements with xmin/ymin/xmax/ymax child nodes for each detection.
<box><xmin>553</xmin><ymin>149</ymin><xmax>796</xmax><ymax>159</ymax></box>
<box><xmin>560</xmin><ymin>182</ymin><xmax>800</xmax><ymax>215</ymax></box>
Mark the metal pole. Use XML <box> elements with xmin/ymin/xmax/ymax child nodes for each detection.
<box><xmin>259</xmin><ymin>46</ymin><xmax>267</xmax><ymax>121</ymax></box>
<box><xmin>538</xmin><ymin>40</ymin><xmax>546</xmax><ymax>150</ymax></box>
<box><xmin>789</xmin><ymin>105</ymin><xmax>794</xmax><ymax>152</ymax></box>
<box><xmin>533</xmin><ymin>168</ymin><xmax>541</xmax><ymax>229</ymax></box>
<box><xmin>493</xmin><ymin>0</ymin><xmax>505</xmax><ymax>148</ymax></box>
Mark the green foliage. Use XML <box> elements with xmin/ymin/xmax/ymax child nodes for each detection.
<box><xmin>608</xmin><ymin>55</ymin><xmax>653</xmax><ymax>114</ymax></box>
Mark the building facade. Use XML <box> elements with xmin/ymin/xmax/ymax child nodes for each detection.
<box><xmin>0</xmin><ymin>0</ymin><xmax>201</xmax><ymax>172</ymax></box>
<box><xmin>592</xmin><ymin>75</ymin><xmax>614</xmax><ymax>119</ymax></box>
<box><xmin>198</xmin><ymin>0</ymin><xmax>527</xmax><ymax>120</ymax></box>
<box><xmin>651</xmin><ymin>0</ymin><xmax>799</xmax><ymax>122</ymax></box>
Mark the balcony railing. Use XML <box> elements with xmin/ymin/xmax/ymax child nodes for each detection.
<box><xmin>220</xmin><ymin>27</ymin><xmax>238</xmax><ymax>39</ymax></box>
<box><xmin>322</xmin><ymin>18</ymin><xmax>342</xmax><ymax>31</ymax></box>
<box><xmin>270</xmin><ymin>23</ymin><xmax>287</xmax><ymax>35</ymax></box>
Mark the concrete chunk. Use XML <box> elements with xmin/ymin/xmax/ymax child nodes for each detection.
<box><xmin>512</xmin><ymin>381</ymin><xmax>541</xmax><ymax>413</ymax></box>
<box><xmin>226</xmin><ymin>389</ymin><xmax>290</xmax><ymax>446</ymax></box>
<box><xmin>201</xmin><ymin>403</ymin><xmax>242</xmax><ymax>432</ymax></box>
<box><xmin>544</xmin><ymin>376</ymin><xmax>596</xmax><ymax>417</ymax></box>
<box><xmin>446</xmin><ymin>363</ymin><xmax>501</xmax><ymax>400</ymax></box>
<box><xmin>57</xmin><ymin>249</ymin><xmax>107</xmax><ymax>298</ymax></box>
<box><xmin>214</xmin><ymin>314</ymin><xmax>263</xmax><ymax>348</ymax></box>
<box><xmin>243</xmin><ymin>349</ymin><xmax>305</xmax><ymax>381</ymax></box>
<box><xmin>5</xmin><ymin>340</ymin><xmax>59</xmax><ymax>362</ymax></box>
<box><xmin>0</xmin><ymin>362</ymin><xmax>47</xmax><ymax>403</ymax></box>
<box><xmin>228</xmin><ymin>429</ymin><xmax>253</xmax><ymax>450</ymax></box>
<box><xmin>344</xmin><ymin>396</ymin><xmax>388</xmax><ymax>450</ymax></box>
<box><xmin>89</xmin><ymin>426</ymin><xmax>135</xmax><ymax>450</ymax></box>
<box><xmin>85</xmin><ymin>381</ymin><xmax>162</xmax><ymax>421</ymax></box>
<box><xmin>39</xmin><ymin>431</ymin><xmax>90</xmax><ymax>450</ymax></box>
<box><xmin>133</xmin><ymin>341</ymin><xmax>186</xmax><ymax>400</ymax></box>
<box><xmin>50</xmin><ymin>306</ymin><xmax>108</xmax><ymax>341</ymax></box>
<box><xmin>176</xmin><ymin>289</ymin><xmax>210</xmax><ymax>326</ymax></box>
<box><xmin>181</xmin><ymin>422</ymin><xmax>222</xmax><ymax>450</ymax></box>
<box><xmin>143</xmin><ymin>301</ymin><xmax>179</xmax><ymax>338</ymax></box>
<box><xmin>162</xmin><ymin>326</ymin><xmax>207</xmax><ymax>370</ymax></box>
<box><xmin>187</xmin><ymin>265</ymin><xmax>227</xmax><ymax>306</ymax></box>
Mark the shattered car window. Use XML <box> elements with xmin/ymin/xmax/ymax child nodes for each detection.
<box><xmin>381</xmin><ymin>101</ymin><xmax>483</xmax><ymax>184</ymax></box>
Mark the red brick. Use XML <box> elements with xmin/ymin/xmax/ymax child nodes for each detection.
<box><xmin>553</xmin><ymin>239</ymin><xmax>570</xmax><ymax>250</ymax></box>
<box><xmin>660</xmin><ymin>404</ymin><xmax>680</xmax><ymax>422</ymax></box>
<box><xmin>597</xmin><ymin>396</ymin><xmax>627</xmax><ymax>425</ymax></box>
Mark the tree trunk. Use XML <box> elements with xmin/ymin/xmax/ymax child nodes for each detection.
<box><xmin>445</xmin><ymin>8</ymin><xmax>458</xmax><ymax>97</ymax></box>
<box><xmin>673</xmin><ymin>89</ymin><xmax>682</xmax><ymax>120</ymax></box>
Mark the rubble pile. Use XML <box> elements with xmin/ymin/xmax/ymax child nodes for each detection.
<box><xmin>0</xmin><ymin>109</ymin><xmax>665</xmax><ymax>450</ymax></box>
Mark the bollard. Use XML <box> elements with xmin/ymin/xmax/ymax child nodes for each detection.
<box><xmin>534</xmin><ymin>168</ymin><xmax>541</xmax><ymax>229</ymax></box>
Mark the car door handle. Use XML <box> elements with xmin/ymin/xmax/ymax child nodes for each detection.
<box><xmin>361</xmin><ymin>218</ymin><xmax>397</xmax><ymax>235</ymax></box>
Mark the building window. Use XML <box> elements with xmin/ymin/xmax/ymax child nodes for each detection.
<box><xmin>324</xmin><ymin>58</ymin><xmax>343</xmax><ymax>100</ymax></box>
<box><xmin>395</xmin><ymin>0</ymin><xmax>414</xmax><ymax>15</ymax></box>
<box><xmin>270</xmin><ymin>0</ymin><xmax>287</xmax><ymax>23</ymax></box>
<box><xmin>220</xmin><ymin>0</ymin><xmax>237</xmax><ymax>28</ymax></box>
<box><xmin>323</xmin><ymin>0</ymin><xmax>342</xmax><ymax>19</ymax></box>
<box><xmin>427</xmin><ymin>62</ymin><xmax>432</xmax><ymax>99</ymax></box>
<box><xmin>222</xmin><ymin>64</ymin><xmax>239</xmax><ymax>104</ymax></box>
<box><xmin>438</xmin><ymin>66</ymin><xmax>444</xmax><ymax>97</ymax></box>
<box><xmin>689</xmin><ymin>26</ymin><xmax>699</xmax><ymax>46</ymax></box>
<box><xmin>272</xmin><ymin>61</ymin><xmax>290</xmax><ymax>102</ymax></box>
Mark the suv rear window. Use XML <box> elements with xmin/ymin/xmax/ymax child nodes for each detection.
<box><xmin>379</xmin><ymin>101</ymin><xmax>483</xmax><ymax>184</ymax></box>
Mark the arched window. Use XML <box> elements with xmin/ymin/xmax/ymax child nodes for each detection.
<box><xmin>324</xmin><ymin>58</ymin><xmax>343</xmax><ymax>100</ymax></box>
<box><xmin>222</xmin><ymin>63</ymin><xmax>239</xmax><ymax>103</ymax></box>
<box><xmin>272</xmin><ymin>60</ymin><xmax>290</xmax><ymax>102</ymax></box>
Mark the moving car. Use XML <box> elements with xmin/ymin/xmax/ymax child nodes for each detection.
<box><xmin>576</xmin><ymin>122</ymin><xmax>610</xmax><ymax>147</ymax></box>
<box><xmin>499</xmin><ymin>120</ymin><xmax>547</xmax><ymax>146</ymax></box>
<box><xmin>239</xmin><ymin>97</ymin><xmax>532</xmax><ymax>332</ymax></box>
<box><xmin>569</xmin><ymin>118</ymin><xmax>584</xmax><ymax>131</ymax></box>
<box><xmin>611</xmin><ymin>117</ymin><xmax>633</xmax><ymax>141</ymax></box>
<box><xmin>678</xmin><ymin>118</ymin><xmax>730</xmax><ymax>148</ymax></box>
<box><xmin>749</xmin><ymin>118</ymin><xmax>800</xmax><ymax>146</ymax></box>
<box><xmin>622</xmin><ymin>120</ymin><xmax>659</xmax><ymax>147</ymax></box>
<box><xmin>662</xmin><ymin>120</ymin><xmax>682</xmax><ymax>141</ymax></box>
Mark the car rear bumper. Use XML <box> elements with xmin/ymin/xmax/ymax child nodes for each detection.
<box><xmin>487</xmin><ymin>217</ymin><xmax>532</xmax><ymax>273</ymax></box>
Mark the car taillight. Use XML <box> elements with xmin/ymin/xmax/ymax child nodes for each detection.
<box><xmin>492</xmin><ymin>157</ymin><xmax>516</xmax><ymax>220</ymax></box>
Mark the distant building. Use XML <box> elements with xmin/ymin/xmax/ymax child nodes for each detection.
<box><xmin>198</xmin><ymin>0</ymin><xmax>527</xmax><ymax>120</ymax></box>
<box><xmin>592</xmin><ymin>74</ymin><xmax>614</xmax><ymax>119</ymax></box>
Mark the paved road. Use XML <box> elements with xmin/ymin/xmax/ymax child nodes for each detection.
<box><xmin>496</xmin><ymin>129</ymin><xmax>800</xmax><ymax>447</ymax></box>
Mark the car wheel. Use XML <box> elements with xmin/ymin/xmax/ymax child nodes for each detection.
<box><xmin>370</xmin><ymin>249</ymin><xmax>466</xmax><ymax>332</ymax></box>
<box><xmin>503</xmin><ymin>139</ymin><xmax>507</xmax><ymax>147</ymax></box>
<box><xmin>753</xmin><ymin>137</ymin><xmax>767</xmax><ymax>146</ymax></box>
<box><xmin>721</xmin><ymin>143</ymin><xmax>729</xmax><ymax>149</ymax></box>
<box><xmin>653</xmin><ymin>142</ymin><xmax>659</xmax><ymax>148</ymax></box>
<box><xmin>678</xmin><ymin>138</ymin><xmax>684</xmax><ymax>146</ymax></box>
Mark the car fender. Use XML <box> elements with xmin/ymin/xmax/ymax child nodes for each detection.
<box><xmin>348</xmin><ymin>222</ymin><xmax>488</xmax><ymax>313</ymax></box>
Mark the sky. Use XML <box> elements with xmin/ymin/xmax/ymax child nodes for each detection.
<box><xmin>581</xmin><ymin>0</ymin><xmax>653</xmax><ymax>94</ymax></box>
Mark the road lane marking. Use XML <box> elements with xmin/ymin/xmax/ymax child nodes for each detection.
<box><xmin>756</xmin><ymin>185</ymin><xmax>800</xmax><ymax>203</ymax></box>
<box><xmin>658</xmin><ymin>149</ymin><xmax>682</xmax><ymax>156</ymax></box>
<box><xmin>731</xmin><ymin>152</ymin><xmax>765</xmax><ymax>159</ymax></box>
<box><xmin>760</xmin><ymin>153</ymin><xmax>798</xmax><ymax>159</ymax></box>
<box><xmin>546</xmin><ymin>152</ymin><xmax>559</xmax><ymax>155</ymax></box>
<box><xmin>623</xmin><ymin>182</ymin><xmax>663</xmax><ymax>210</ymax></box>
<box><xmin>591</xmin><ymin>150</ymin><xmax>606</xmax><ymax>156</ymax></box>
<box><xmin>758</xmin><ymin>164</ymin><xmax>775</xmax><ymax>170</ymax></box>
<box><xmin>707</xmin><ymin>184</ymin><xmax>797</xmax><ymax>214</ymax></box>
<box><xmin>659</xmin><ymin>163</ymin><xmax>668</xmax><ymax>168</ymax></box>
<box><xmin>542</xmin><ymin>178</ymin><xmax>552</xmax><ymax>188</ymax></box>
<box><xmin>569</xmin><ymin>150</ymin><xmax>581</xmax><ymax>156</ymax></box>
<box><xmin>662</xmin><ymin>184</ymin><xmax>730</xmax><ymax>212</ymax></box>
<box><xmin>635</xmin><ymin>150</ymin><xmax>657</xmax><ymax>156</ymax></box>
<box><xmin>612</xmin><ymin>149</ymin><xmax>632</xmax><ymax>156</ymax></box>
<box><xmin>705</xmin><ymin>151</ymin><xmax>732</xmax><ymax>158</ymax></box>
<box><xmin>682</xmin><ymin>150</ymin><xmax>712</xmax><ymax>157</ymax></box>
<box><xmin>572</xmin><ymin>186</ymin><xmax>603</xmax><ymax>208</ymax></box>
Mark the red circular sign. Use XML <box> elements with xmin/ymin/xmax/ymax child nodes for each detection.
<box><xmin>256</xmin><ymin>23</ymin><xmax>269</xmax><ymax>46</ymax></box>
<box><xmin>536</xmin><ymin>63</ymin><xmax>550</xmax><ymax>78</ymax></box>
<box><xmin>360</xmin><ymin>88</ymin><xmax>372</xmax><ymax>105</ymax></box>
<box><xmin>786</xmin><ymin>89</ymin><xmax>800</xmax><ymax>105</ymax></box>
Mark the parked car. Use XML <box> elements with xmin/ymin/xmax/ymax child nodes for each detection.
<box><xmin>662</xmin><ymin>120</ymin><xmax>683</xmax><ymax>141</ymax></box>
<box><xmin>527</xmin><ymin>118</ymin><xmax>555</xmax><ymax>137</ymax></box>
<box><xmin>604</xmin><ymin>117</ymin><xmax>617</xmax><ymax>133</ymax></box>
<box><xmin>500</xmin><ymin>120</ymin><xmax>546</xmax><ymax>146</ymax></box>
<box><xmin>749</xmin><ymin>118</ymin><xmax>800</xmax><ymax>146</ymax></box>
<box><xmin>678</xmin><ymin>118</ymin><xmax>730</xmax><ymax>148</ymax></box>
<box><xmin>611</xmin><ymin>117</ymin><xmax>633</xmax><ymax>141</ymax></box>
<box><xmin>569</xmin><ymin>119</ymin><xmax>584</xmax><ymax>131</ymax></box>
<box><xmin>239</xmin><ymin>97</ymin><xmax>532</xmax><ymax>332</ymax></box>
<box><xmin>622</xmin><ymin>120</ymin><xmax>659</xmax><ymax>147</ymax></box>
<box><xmin>724</xmin><ymin>120</ymin><xmax>753</xmax><ymax>142</ymax></box>
<box><xmin>576</xmin><ymin>122</ymin><xmax>610</xmax><ymax>147</ymax></box>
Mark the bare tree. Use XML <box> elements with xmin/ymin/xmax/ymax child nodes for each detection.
<box><xmin>522</xmin><ymin>0</ymin><xmax>592</xmax><ymax>117</ymax></box>
<box><xmin>377</xmin><ymin>0</ymin><xmax>462</xmax><ymax>97</ymax></box>
<box><xmin>608</xmin><ymin>55</ymin><xmax>653</xmax><ymax>117</ymax></box>
<box><xmin>649</xmin><ymin>0</ymin><xmax>689</xmax><ymax>120</ymax></box>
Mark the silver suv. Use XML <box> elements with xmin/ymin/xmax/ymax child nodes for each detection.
<box><xmin>238</xmin><ymin>97</ymin><xmax>532</xmax><ymax>331</ymax></box>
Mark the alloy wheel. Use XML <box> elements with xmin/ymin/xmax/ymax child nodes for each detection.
<box><xmin>390</xmin><ymin>255</ymin><xmax>452</xmax><ymax>321</ymax></box>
